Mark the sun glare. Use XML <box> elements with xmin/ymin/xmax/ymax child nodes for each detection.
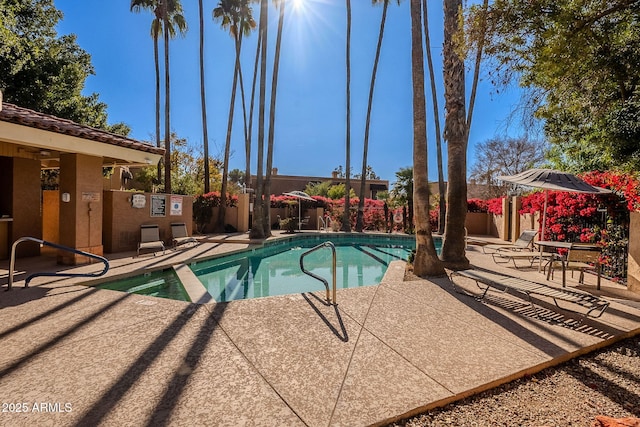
<box><xmin>291</xmin><ymin>0</ymin><xmax>305</xmax><ymax>12</ymax></box>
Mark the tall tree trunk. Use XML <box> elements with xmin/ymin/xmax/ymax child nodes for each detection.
<box><xmin>250</xmin><ymin>0</ymin><xmax>268</xmax><ymax>239</ymax></box>
<box><xmin>199</xmin><ymin>0</ymin><xmax>210</xmax><ymax>193</ymax></box>
<box><xmin>217</xmin><ymin>32</ymin><xmax>244</xmax><ymax>232</ymax></box>
<box><xmin>441</xmin><ymin>0</ymin><xmax>469</xmax><ymax>268</ymax></box>
<box><xmin>154</xmin><ymin>32</ymin><xmax>162</xmax><ymax>186</ymax></box>
<box><xmin>163</xmin><ymin>8</ymin><xmax>172</xmax><ymax>195</ymax></box>
<box><xmin>246</xmin><ymin>30</ymin><xmax>262</xmax><ymax>192</ymax></box>
<box><xmin>356</xmin><ymin>1</ymin><xmax>389</xmax><ymax>232</ymax></box>
<box><xmin>263</xmin><ymin>0</ymin><xmax>286</xmax><ymax>237</ymax></box>
<box><xmin>341</xmin><ymin>0</ymin><xmax>352</xmax><ymax>232</ymax></box>
<box><xmin>422</xmin><ymin>0</ymin><xmax>445</xmax><ymax>235</ymax></box>
<box><xmin>410</xmin><ymin>0</ymin><xmax>445</xmax><ymax>277</ymax></box>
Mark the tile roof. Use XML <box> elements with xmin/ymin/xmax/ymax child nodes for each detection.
<box><xmin>0</xmin><ymin>102</ymin><xmax>165</xmax><ymax>155</ymax></box>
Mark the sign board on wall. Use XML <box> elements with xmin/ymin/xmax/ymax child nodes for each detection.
<box><xmin>131</xmin><ymin>194</ymin><xmax>146</xmax><ymax>209</ymax></box>
<box><xmin>170</xmin><ymin>196</ymin><xmax>183</xmax><ymax>216</ymax></box>
<box><xmin>150</xmin><ymin>195</ymin><xmax>166</xmax><ymax>217</ymax></box>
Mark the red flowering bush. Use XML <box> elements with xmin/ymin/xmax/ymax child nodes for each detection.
<box><xmin>518</xmin><ymin>170</ymin><xmax>637</xmax><ymax>280</ymax></box>
<box><xmin>487</xmin><ymin>197</ymin><xmax>504</xmax><ymax>215</ymax></box>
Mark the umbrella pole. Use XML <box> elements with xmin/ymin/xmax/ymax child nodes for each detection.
<box><xmin>299</xmin><ymin>201</ymin><xmax>302</xmax><ymax>230</ymax></box>
<box><xmin>538</xmin><ymin>190</ymin><xmax>549</xmax><ymax>272</ymax></box>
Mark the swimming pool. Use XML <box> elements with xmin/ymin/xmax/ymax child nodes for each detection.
<box><xmin>190</xmin><ymin>234</ymin><xmax>430</xmax><ymax>302</ymax></box>
<box><xmin>97</xmin><ymin>269</ymin><xmax>190</xmax><ymax>302</ymax></box>
<box><xmin>94</xmin><ymin>234</ymin><xmax>440</xmax><ymax>303</ymax></box>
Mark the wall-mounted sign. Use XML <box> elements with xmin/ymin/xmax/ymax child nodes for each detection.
<box><xmin>82</xmin><ymin>192</ymin><xmax>100</xmax><ymax>202</ymax></box>
<box><xmin>150</xmin><ymin>195</ymin><xmax>166</xmax><ymax>217</ymax></box>
<box><xmin>170</xmin><ymin>196</ymin><xmax>183</xmax><ymax>216</ymax></box>
<box><xmin>132</xmin><ymin>194</ymin><xmax>146</xmax><ymax>209</ymax></box>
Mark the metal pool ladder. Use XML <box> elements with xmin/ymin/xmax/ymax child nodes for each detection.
<box><xmin>8</xmin><ymin>237</ymin><xmax>110</xmax><ymax>290</ymax></box>
<box><xmin>299</xmin><ymin>241</ymin><xmax>337</xmax><ymax>305</ymax></box>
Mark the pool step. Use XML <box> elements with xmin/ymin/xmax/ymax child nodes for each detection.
<box><xmin>173</xmin><ymin>264</ymin><xmax>214</xmax><ymax>304</ymax></box>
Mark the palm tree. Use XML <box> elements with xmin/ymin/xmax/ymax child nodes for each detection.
<box><xmin>130</xmin><ymin>0</ymin><xmax>163</xmax><ymax>183</ymax></box>
<box><xmin>262</xmin><ymin>0</ymin><xmax>286</xmax><ymax>237</ymax></box>
<box><xmin>440</xmin><ymin>0</ymin><xmax>469</xmax><ymax>268</ymax></box>
<box><xmin>199</xmin><ymin>0</ymin><xmax>210</xmax><ymax>193</ymax></box>
<box><xmin>214</xmin><ymin>0</ymin><xmax>256</xmax><ymax>232</ymax></box>
<box><xmin>421</xmin><ymin>0</ymin><xmax>445</xmax><ymax>235</ymax></box>
<box><xmin>356</xmin><ymin>0</ymin><xmax>400</xmax><ymax>232</ymax></box>
<box><xmin>162</xmin><ymin>0</ymin><xmax>187</xmax><ymax>194</ymax></box>
<box><xmin>341</xmin><ymin>0</ymin><xmax>352</xmax><ymax>232</ymax></box>
<box><xmin>409</xmin><ymin>0</ymin><xmax>445</xmax><ymax>276</ymax></box>
<box><xmin>249</xmin><ymin>0</ymin><xmax>268</xmax><ymax>239</ymax></box>
<box><xmin>440</xmin><ymin>0</ymin><xmax>487</xmax><ymax>268</ymax></box>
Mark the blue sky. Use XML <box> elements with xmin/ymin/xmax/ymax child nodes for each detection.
<box><xmin>55</xmin><ymin>0</ymin><xmax>525</xmax><ymax>185</ymax></box>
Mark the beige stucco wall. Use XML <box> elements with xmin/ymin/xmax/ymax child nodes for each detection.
<box><xmin>103</xmin><ymin>191</ymin><xmax>193</xmax><ymax>253</ymax></box>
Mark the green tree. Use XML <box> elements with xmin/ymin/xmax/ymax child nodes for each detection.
<box><xmin>475</xmin><ymin>0</ymin><xmax>640</xmax><ymax>172</ymax></box>
<box><xmin>1</xmin><ymin>0</ymin><xmax>125</xmax><ymax>131</ymax></box>
<box><xmin>356</xmin><ymin>0</ymin><xmax>401</xmax><ymax>232</ymax></box>
<box><xmin>409</xmin><ymin>0</ymin><xmax>444</xmax><ymax>276</ymax></box>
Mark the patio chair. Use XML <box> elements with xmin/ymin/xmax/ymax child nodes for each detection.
<box><xmin>171</xmin><ymin>222</ymin><xmax>198</xmax><ymax>248</ymax></box>
<box><xmin>481</xmin><ymin>230</ymin><xmax>538</xmax><ymax>254</ymax></box>
<box><xmin>137</xmin><ymin>224</ymin><xmax>165</xmax><ymax>256</ymax></box>
<box><xmin>548</xmin><ymin>244</ymin><xmax>602</xmax><ymax>289</ymax></box>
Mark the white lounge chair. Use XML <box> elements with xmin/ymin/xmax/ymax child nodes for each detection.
<box><xmin>137</xmin><ymin>224</ymin><xmax>165</xmax><ymax>256</ymax></box>
<box><xmin>481</xmin><ymin>230</ymin><xmax>538</xmax><ymax>254</ymax></box>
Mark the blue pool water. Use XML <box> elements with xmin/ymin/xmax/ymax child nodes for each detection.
<box><xmin>97</xmin><ymin>269</ymin><xmax>190</xmax><ymax>302</ymax></box>
<box><xmin>190</xmin><ymin>234</ymin><xmax>434</xmax><ymax>303</ymax></box>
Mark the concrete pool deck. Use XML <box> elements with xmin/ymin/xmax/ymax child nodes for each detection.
<box><xmin>1</xmin><ymin>232</ymin><xmax>640</xmax><ymax>426</ymax></box>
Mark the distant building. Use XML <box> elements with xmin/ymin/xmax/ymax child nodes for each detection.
<box><xmin>251</xmin><ymin>168</ymin><xmax>389</xmax><ymax>200</ymax></box>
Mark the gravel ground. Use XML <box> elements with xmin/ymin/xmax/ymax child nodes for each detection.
<box><xmin>388</xmin><ymin>335</ymin><xmax>640</xmax><ymax>427</ymax></box>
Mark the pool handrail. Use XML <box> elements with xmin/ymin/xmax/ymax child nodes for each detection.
<box><xmin>8</xmin><ymin>237</ymin><xmax>110</xmax><ymax>290</ymax></box>
<box><xmin>299</xmin><ymin>241</ymin><xmax>337</xmax><ymax>304</ymax></box>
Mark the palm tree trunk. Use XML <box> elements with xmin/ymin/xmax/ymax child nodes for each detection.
<box><xmin>263</xmin><ymin>0</ymin><xmax>286</xmax><ymax>237</ymax></box>
<box><xmin>441</xmin><ymin>0</ymin><xmax>469</xmax><ymax>268</ymax></box>
<box><xmin>199</xmin><ymin>0</ymin><xmax>210</xmax><ymax>193</ymax></box>
<box><xmin>250</xmin><ymin>0</ymin><xmax>268</xmax><ymax>240</ymax></box>
<box><xmin>163</xmin><ymin>8</ymin><xmax>172</xmax><ymax>195</ymax></box>
<box><xmin>246</xmin><ymin>29</ymin><xmax>262</xmax><ymax>192</ymax></box>
<box><xmin>356</xmin><ymin>1</ymin><xmax>389</xmax><ymax>232</ymax></box>
<box><xmin>341</xmin><ymin>0</ymin><xmax>352</xmax><ymax>232</ymax></box>
<box><xmin>410</xmin><ymin>0</ymin><xmax>445</xmax><ymax>277</ymax></box>
<box><xmin>217</xmin><ymin>33</ymin><xmax>243</xmax><ymax>232</ymax></box>
<box><xmin>154</xmin><ymin>32</ymin><xmax>162</xmax><ymax>186</ymax></box>
<box><xmin>422</xmin><ymin>0</ymin><xmax>445</xmax><ymax>235</ymax></box>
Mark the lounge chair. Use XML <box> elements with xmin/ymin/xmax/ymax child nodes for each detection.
<box><xmin>491</xmin><ymin>250</ymin><xmax>553</xmax><ymax>269</ymax></box>
<box><xmin>480</xmin><ymin>229</ymin><xmax>538</xmax><ymax>254</ymax></box>
<box><xmin>137</xmin><ymin>224</ymin><xmax>165</xmax><ymax>256</ymax></box>
<box><xmin>450</xmin><ymin>269</ymin><xmax>609</xmax><ymax>319</ymax></box>
<box><xmin>171</xmin><ymin>222</ymin><xmax>198</xmax><ymax>248</ymax></box>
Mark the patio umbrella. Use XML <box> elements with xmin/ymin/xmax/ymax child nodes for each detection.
<box><xmin>498</xmin><ymin>168</ymin><xmax>611</xmax><ymax>242</ymax></box>
<box><xmin>282</xmin><ymin>191</ymin><xmax>316</xmax><ymax>230</ymax></box>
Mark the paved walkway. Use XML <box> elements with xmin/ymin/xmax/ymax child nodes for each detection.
<box><xmin>1</xmin><ymin>233</ymin><xmax>639</xmax><ymax>426</ymax></box>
